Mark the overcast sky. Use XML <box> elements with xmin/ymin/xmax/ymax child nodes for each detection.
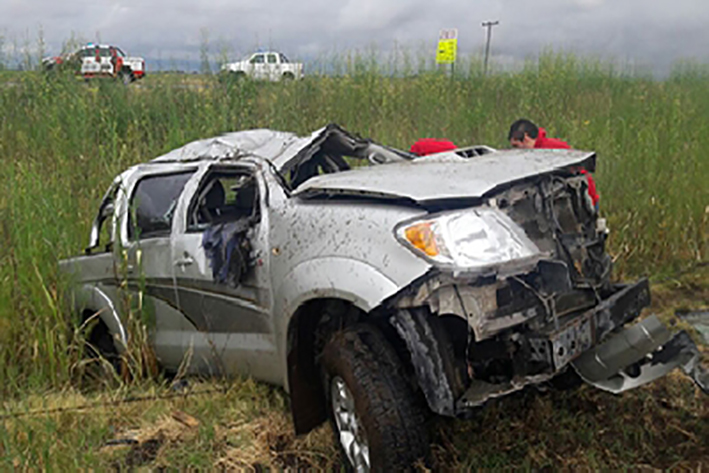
<box><xmin>1</xmin><ymin>0</ymin><xmax>708</xmax><ymax>74</ymax></box>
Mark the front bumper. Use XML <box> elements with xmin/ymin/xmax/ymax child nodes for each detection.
<box><xmin>455</xmin><ymin>279</ymin><xmax>707</xmax><ymax>412</ymax></box>
<box><xmin>530</xmin><ymin>279</ymin><xmax>652</xmax><ymax>372</ymax></box>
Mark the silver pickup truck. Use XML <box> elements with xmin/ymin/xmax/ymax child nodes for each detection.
<box><xmin>61</xmin><ymin>124</ymin><xmax>707</xmax><ymax>471</ymax></box>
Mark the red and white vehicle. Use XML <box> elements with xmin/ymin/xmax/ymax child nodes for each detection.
<box><xmin>42</xmin><ymin>43</ymin><xmax>146</xmax><ymax>84</ymax></box>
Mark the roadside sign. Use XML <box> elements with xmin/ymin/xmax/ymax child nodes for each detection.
<box><xmin>436</xmin><ymin>28</ymin><xmax>458</xmax><ymax>64</ymax></box>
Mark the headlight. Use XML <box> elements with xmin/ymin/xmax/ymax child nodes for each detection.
<box><xmin>396</xmin><ymin>207</ymin><xmax>543</xmax><ymax>270</ymax></box>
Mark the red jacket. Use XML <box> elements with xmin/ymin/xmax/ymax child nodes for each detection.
<box><xmin>410</xmin><ymin>138</ymin><xmax>457</xmax><ymax>156</ymax></box>
<box><xmin>534</xmin><ymin>128</ymin><xmax>570</xmax><ymax>149</ymax></box>
<box><xmin>534</xmin><ymin>128</ymin><xmax>600</xmax><ymax>208</ymax></box>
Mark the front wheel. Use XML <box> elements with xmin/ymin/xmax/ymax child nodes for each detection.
<box><xmin>321</xmin><ymin>324</ymin><xmax>429</xmax><ymax>471</ymax></box>
<box><xmin>119</xmin><ymin>71</ymin><xmax>134</xmax><ymax>85</ymax></box>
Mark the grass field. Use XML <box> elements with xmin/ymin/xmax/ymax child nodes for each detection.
<box><xmin>0</xmin><ymin>55</ymin><xmax>707</xmax><ymax>469</ymax></box>
<box><xmin>1</xmin><ymin>268</ymin><xmax>707</xmax><ymax>470</ymax></box>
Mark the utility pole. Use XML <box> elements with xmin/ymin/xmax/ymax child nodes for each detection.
<box><xmin>482</xmin><ymin>20</ymin><xmax>499</xmax><ymax>75</ymax></box>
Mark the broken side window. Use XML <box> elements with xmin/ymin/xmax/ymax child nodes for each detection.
<box><xmin>288</xmin><ymin>151</ymin><xmax>351</xmax><ymax>189</ymax></box>
<box><xmin>188</xmin><ymin>169</ymin><xmax>259</xmax><ymax>286</ymax></box>
<box><xmin>97</xmin><ymin>187</ymin><xmax>118</xmax><ymax>251</ymax></box>
<box><xmin>128</xmin><ymin>171</ymin><xmax>194</xmax><ymax>240</ymax></box>
<box><xmin>187</xmin><ymin>169</ymin><xmax>259</xmax><ymax>231</ymax></box>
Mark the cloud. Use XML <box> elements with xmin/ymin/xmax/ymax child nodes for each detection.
<box><xmin>575</xmin><ymin>0</ymin><xmax>605</xmax><ymax>7</ymax></box>
<box><xmin>0</xmin><ymin>0</ymin><xmax>708</xmax><ymax>74</ymax></box>
<box><xmin>337</xmin><ymin>0</ymin><xmax>418</xmax><ymax>31</ymax></box>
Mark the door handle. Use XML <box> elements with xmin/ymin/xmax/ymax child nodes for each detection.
<box><xmin>174</xmin><ymin>256</ymin><xmax>194</xmax><ymax>268</ymax></box>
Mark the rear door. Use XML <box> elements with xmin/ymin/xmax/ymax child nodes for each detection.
<box><xmin>98</xmin><ymin>46</ymin><xmax>114</xmax><ymax>76</ymax></box>
<box><xmin>169</xmin><ymin>163</ymin><xmax>277</xmax><ymax>381</ymax></box>
<box><xmin>80</xmin><ymin>47</ymin><xmax>100</xmax><ymax>75</ymax></box>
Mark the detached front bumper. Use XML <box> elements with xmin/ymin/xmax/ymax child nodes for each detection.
<box><xmin>532</xmin><ymin>278</ymin><xmax>708</xmax><ymax>394</ymax></box>
<box><xmin>453</xmin><ymin>279</ymin><xmax>708</xmax><ymax>413</ymax></box>
<box><xmin>572</xmin><ymin>315</ymin><xmax>709</xmax><ymax>394</ymax></box>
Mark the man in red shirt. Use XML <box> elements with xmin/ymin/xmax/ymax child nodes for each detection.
<box><xmin>508</xmin><ymin>118</ymin><xmax>571</xmax><ymax>150</ymax></box>
<box><xmin>508</xmin><ymin>119</ymin><xmax>600</xmax><ymax>209</ymax></box>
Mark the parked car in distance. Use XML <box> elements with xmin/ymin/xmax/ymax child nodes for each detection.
<box><xmin>42</xmin><ymin>43</ymin><xmax>146</xmax><ymax>84</ymax></box>
<box><xmin>220</xmin><ymin>51</ymin><xmax>303</xmax><ymax>81</ymax></box>
<box><xmin>61</xmin><ymin>124</ymin><xmax>708</xmax><ymax>471</ymax></box>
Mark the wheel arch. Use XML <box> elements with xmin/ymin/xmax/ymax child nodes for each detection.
<box><xmin>69</xmin><ymin>285</ymin><xmax>127</xmax><ymax>353</ymax></box>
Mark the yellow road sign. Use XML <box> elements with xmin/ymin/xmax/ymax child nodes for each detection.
<box><xmin>436</xmin><ymin>39</ymin><xmax>457</xmax><ymax>64</ymax></box>
<box><xmin>436</xmin><ymin>28</ymin><xmax>458</xmax><ymax>64</ymax></box>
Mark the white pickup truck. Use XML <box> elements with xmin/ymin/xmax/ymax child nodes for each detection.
<box><xmin>221</xmin><ymin>51</ymin><xmax>304</xmax><ymax>81</ymax></box>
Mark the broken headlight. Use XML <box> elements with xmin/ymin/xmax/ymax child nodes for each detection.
<box><xmin>396</xmin><ymin>207</ymin><xmax>543</xmax><ymax>270</ymax></box>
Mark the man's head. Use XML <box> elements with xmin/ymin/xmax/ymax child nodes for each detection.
<box><xmin>508</xmin><ymin>119</ymin><xmax>539</xmax><ymax>149</ymax></box>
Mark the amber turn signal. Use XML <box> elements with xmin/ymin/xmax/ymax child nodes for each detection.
<box><xmin>404</xmin><ymin>222</ymin><xmax>439</xmax><ymax>257</ymax></box>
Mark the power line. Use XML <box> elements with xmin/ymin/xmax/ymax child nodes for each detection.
<box><xmin>482</xmin><ymin>20</ymin><xmax>499</xmax><ymax>76</ymax></box>
<box><xmin>0</xmin><ymin>386</ymin><xmax>228</xmax><ymax>421</ymax></box>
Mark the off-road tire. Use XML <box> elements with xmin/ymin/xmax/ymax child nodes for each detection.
<box><xmin>321</xmin><ymin>324</ymin><xmax>430</xmax><ymax>471</ymax></box>
<box><xmin>282</xmin><ymin>71</ymin><xmax>295</xmax><ymax>80</ymax></box>
<box><xmin>119</xmin><ymin>70</ymin><xmax>134</xmax><ymax>85</ymax></box>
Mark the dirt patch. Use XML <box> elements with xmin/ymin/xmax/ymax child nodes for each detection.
<box><xmin>103</xmin><ymin>410</ymin><xmax>202</xmax><ymax>468</ymax></box>
<box><xmin>215</xmin><ymin>412</ymin><xmax>339</xmax><ymax>471</ymax></box>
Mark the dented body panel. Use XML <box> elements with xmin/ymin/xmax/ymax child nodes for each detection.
<box><xmin>294</xmin><ymin>149</ymin><xmax>595</xmax><ymax>203</ymax></box>
<box><xmin>60</xmin><ymin>124</ymin><xmax>707</xmax><ymax>430</ymax></box>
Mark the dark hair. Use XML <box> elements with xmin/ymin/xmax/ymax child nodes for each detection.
<box><xmin>508</xmin><ymin>119</ymin><xmax>539</xmax><ymax>141</ymax></box>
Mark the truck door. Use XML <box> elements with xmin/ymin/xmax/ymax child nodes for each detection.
<box><xmin>249</xmin><ymin>53</ymin><xmax>266</xmax><ymax>79</ymax></box>
<box><xmin>109</xmin><ymin>47</ymin><xmax>122</xmax><ymax>76</ymax></box>
<box><xmin>266</xmin><ymin>53</ymin><xmax>279</xmax><ymax>81</ymax></box>
<box><xmin>169</xmin><ymin>164</ymin><xmax>277</xmax><ymax>382</ymax></box>
<box><xmin>121</xmin><ymin>169</ymin><xmax>196</xmax><ymax>371</ymax></box>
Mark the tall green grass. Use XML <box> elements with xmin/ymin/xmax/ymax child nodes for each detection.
<box><xmin>0</xmin><ymin>53</ymin><xmax>707</xmax><ymax>394</ymax></box>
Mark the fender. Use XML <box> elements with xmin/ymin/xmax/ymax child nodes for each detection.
<box><xmin>277</xmin><ymin>256</ymin><xmax>402</xmax><ymax>320</ymax></box>
<box><xmin>69</xmin><ymin>284</ymin><xmax>127</xmax><ymax>353</ymax></box>
<box><xmin>274</xmin><ymin>257</ymin><xmax>409</xmax><ymax>387</ymax></box>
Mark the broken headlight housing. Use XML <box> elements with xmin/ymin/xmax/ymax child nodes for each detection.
<box><xmin>396</xmin><ymin>207</ymin><xmax>543</xmax><ymax>271</ymax></box>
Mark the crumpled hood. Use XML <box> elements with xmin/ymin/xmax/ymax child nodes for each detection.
<box><xmin>293</xmin><ymin>149</ymin><xmax>596</xmax><ymax>203</ymax></box>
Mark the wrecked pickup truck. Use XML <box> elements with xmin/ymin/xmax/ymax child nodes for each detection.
<box><xmin>61</xmin><ymin>124</ymin><xmax>708</xmax><ymax>471</ymax></box>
